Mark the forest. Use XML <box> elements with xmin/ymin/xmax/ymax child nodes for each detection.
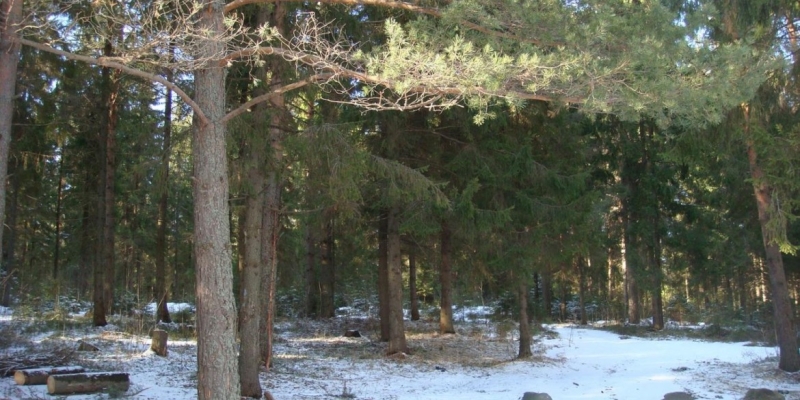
<box><xmin>2</xmin><ymin>0</ymin><xmax>800</xmax><ymax>399</ymax></box>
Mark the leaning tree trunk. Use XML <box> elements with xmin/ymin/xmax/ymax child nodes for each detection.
<box><xmin>439</xmin><ymin>219</ymin><xmax>455</xmax><ymax>334</ymax></box>
<box><xmin>518</xmin><ymin>281</ymin><xmax>532</xmax><ymax>358</ymax></box>
<box><xmin>386</xmin><ymin>206</ymin><xmax>408</xmax><ymax>355</ymax></box>
<box><xmin>377</xmin><ymin>209</ymin><xmax>390</xmax><ymax>341</ymax></box>
<box><xmin>0</xmin><ymin>0</ymin><xmax>21</xmax><ymax>291</ymax></box>
<box><xmin>744</xmin><ymin>105</ymin><xmax>800</xmax><ymax>372</ymax></box>
<box><xmin>193</xmin><ymin>0</ymin><xmax>240</xmax><ymax>397</ymax></box>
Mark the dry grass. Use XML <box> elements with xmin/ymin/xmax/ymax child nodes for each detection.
<box><xmin>273</xmin><ymin>317</ymin><xmax>560</xmax><ymax>369</ymax></box>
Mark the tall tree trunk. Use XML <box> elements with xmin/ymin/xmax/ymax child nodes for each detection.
<box><xmin>577</xmin><ymin>256</ymin><xmax>587</xmax><ymax>325</ymax></box>
<box><xmin>386</xmin><ymin>206</ymin><xmax>408</xmax><ymax>355</ymax></box>
<box><xmin>409</xmin><ymin>246</ymin><xmax>419</xmax><ymax>321</ymax></box>
<box><xmin>517</xmin><ymin>280</ymin><xmax>532</xmax><ymax>358</ymax></box>
<box><xmin>0</xmin><ymin>0</ymin><xmax>21</xmax><ymax>288</ymax></box>
<box><xmin>377</xmin><ymin>209</ymin><xmax>390</xmax><ymax>341</ymax></box>
<box><xmin>622</xmin><ymin>203</ymin><xmax>640</xmax><ymax>324</ymax></box>
<box><xmin>53</xmin><ymin>154</ymin><xmax>64</xmax><ymax>280</ymax></box>
<box><xmin>155</xmin><ymin>63</ymin><xmax>174</xmax><ymax>324</ymax></box>
<box><xmin>439</xmin><ymin>220</ymin><xmax>455</xmax><ymax>334</ymax></box>
<box><xmin>318</xmin><ymin>212</ymin><xmax>335</xmax><ymax>318</ymax></box>
<box><xmin>744</xmin><ymin>104</ymin><xmax>800</xmax><ymax>372</ymax></box>
<box><xmin>541</xmin><ymin>270</ymin><xmax>552</xmax><ymax>319</ymax></box>
<box><xmin>304</xmin><ymin>223</ymin><xmax>318</xmax><ymax>317</ymax></box>
<box><xmin>237</xmin><ymin>124</ymin><xmax>265</xmax><ymax>398</ymax></box>
<box><xmin>261</xmin><ymin>166</ymin><xmax>281</xmax><ymax>369</ymax></box>
<box><xmin>193</xmin><ymin>0</ymin><xmax>240</xmax><ymax>397</ymax></box>
<box><xmin>650</xmin><ymin>239</ymin><xmax>664</xmax><ymax>330</ymax></box>
<box><xmin>1</xmin><ymin>159</ymin><xmax>19</xmax><ymax>307</ymax></box>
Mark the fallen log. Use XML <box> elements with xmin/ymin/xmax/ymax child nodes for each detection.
<box><xmin>14</xmin><ymin>365</ymin><xmax>85</xmax><ymax>385</ymax></box>
<box><xmin>47</xmin><ymin>372</ymin><xmax>130</xmax><ymax>395</ymax></box>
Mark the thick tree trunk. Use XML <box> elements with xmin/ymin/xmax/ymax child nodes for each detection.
<box><xmin>0</xmin><ymin>0</ymin><xmax>21</xmax><ymax>290</ymax></box>
<box><xmin>386</xmin><ymin>206</ymin><xmax>408</xmax><ymax>355</ymax></box>
<box><xmin>193</xmin><ymin>0</ymin><xmax>240</xmax><ymax>397</ymax></box>
<box><xmin>409</xmin><ymin>247</ymin><xmax>419</xmax><ymax>321</ymax></box>
<box><xmin>518</xmin><ymin>281</ymin><xmax>532</xmax><ymax>358</ymax></box>
<box><xmin>318</xmin><ymin>213</ymin><xmax>335</xmax><ymax>318</ymax></box>
<box><xmin>377</xmin><ymin>209</ymin><xmax>390</xmax><ymax>341</ymax></box>
<box><xmin>155</xmin><ymin>66</ymin><xmax>174</xmax><ymax>324</ymax></box>
<box><xmin>744</xmin><ymin>105</ymin><xmax>800</xmax><ymax>372</ymax></box>
<box><xmin>439</xmin><ymin>220</ymin><xmax>455</xmax><ymax>334</ymax></box>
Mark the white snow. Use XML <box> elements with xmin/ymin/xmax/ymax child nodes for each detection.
<box><xmin>0</xmin><ymin>304</ymin><xmax>797</xmax><ymax>399</ymax></box>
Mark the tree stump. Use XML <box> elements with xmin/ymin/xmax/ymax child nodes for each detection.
<box><xmin>14</xmin><ymin>366</ymin><xmax>85</xmax><ymax>385</ymax></box>
<box><xmin>150</xmin><ymin>328</ymin><xmax>168</xmax><ymax>357</ymax></box>
<box><xmin>47</xmin><ymin>372</ymin><xmax>130</xmax><ymax>395</ymax></box>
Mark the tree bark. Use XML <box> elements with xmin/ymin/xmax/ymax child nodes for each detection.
<box><xmin>439</xmin><ymin>220</ymin><xmax>455</xmax><ymax>334</ymax></box>
<box><xmin>0</xmin><ymin>0</ymin><xmax>22</xmax><ymax>291</ymax></box>
<box><xmin>541</xmin><ymin>270</ymin><xmax>552</xmax><ymax>319</ymax></box>
<box><xmin>304</xmin><ymin>223</ymin><xmax>318</xmax><ymax>317</ymax></box>
<box><xmin>100</xmin><ymin>38</ymin><xmax>119</xmax><ymax>315</ymax></box>
<box><xmin>744</xmin><ymin>104</ymin><xmax>800</xmax><ymax>372</ymax></box>
<box><xmin>1</xmin><ymin>158</ymin><xmax>19</xmax><ymax>307</ymax></box>
<box><xmin>47</xmin><ymin>373</ymin><xmax>129</xmax><ymax>395</ymax></box>
<box><xmin>377</xmin><ymin>209</ymin><xmax>390</xmax><ymax>341</ymax></box>
<box><xmin>193</xmin><ymin>0</ymin><xmax>240</xmax><ymax>397</ymax></box>
<box><xmin>386</xmin><ymin>206</ymin><xmax>408</xmax><ymax>355</ymax></box>
<box><xmin>155</xmin><ymin>61</ymin><xmax>174</xmax><ymax>324</ymax></box>
<box><xmin>409</xmin><ymin>246</ymin><xmax>419</xmax><ymax>321</ymax></box>
<box><xmin>622</xmin><ymin>202</ymin><xmax>640</xmax><ymax>324</ymax></box>
<box><xmin>318</xmin><ymin>212</ymin><xmax>335</xmax><ymax>318</ymax></box>
<box><xmin>14</xmin><ymin>366</ymin><xmax>85</xmax><ymax>385</ymax></box>
<box><xmin>577</xmin><ymin>256</ymin><xmax>587</xmax><ymax>325</ymax></box>
<box><xmin>150</xmin><ymin>329</ymin><xmax>168</xmax><ymax>357</ymax></box>
<box><xmin>517</xmin><ymin>281</ymin><xmax>532</xmax><ymax>358</ymax></box>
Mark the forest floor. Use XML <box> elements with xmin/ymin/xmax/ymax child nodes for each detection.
<box><xmin>0</xmin><ymin>304</ymin><xmax>797</xmax><ymax>400</ymax></box>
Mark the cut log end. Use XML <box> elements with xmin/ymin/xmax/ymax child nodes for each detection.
<box><xmin>150</xmin><ymin>329</ymin><xmax>168</xmax><ymax>357</ymax></box>
<box><xmin>47</xmin><ymin>372</ymin><xmax>130</xmax><ymax>395</ymax></box>
<box><xmin>14</xmin><ymin>366</ymin><xmax>85</xmax><ymax>385</ymax></box>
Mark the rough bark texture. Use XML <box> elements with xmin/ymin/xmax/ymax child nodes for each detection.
<box><xmin>47</xmin><ymin>372</ymin><xmax>129</xmax><ymax>395</ymax></box>
<box><xmin>744</xmin><ymin>105</ymin><xmax>800</xmax><ymax>372</ymax></box>
<box><xmin>518</xmin><ymin>281</ymin><xmax>532</xmax><ymax>358</ymax></box>
<box><xmin>0</xmin><ymin>0</ymin><xmax>21</xmax><ymax>294</ymax></box>
<box><xmin>193</xmin><ymin>0</ymin><xmax>240</xmax><ymax>397</ymax></box>
<box><xmin>377</xmin><ymin>210</ymin><xmax>390</xmax><ymax>341</ymax></box>
<box><xmin>155</xmin><ymin>65</ymin><xmax>174</xmax><ymax>324</ymax></box>
<box><xmin>237</xmin><ymin>70</ymin><xmax>267</xmax><ymax>400</ymax></box>
<box><xmin>261</xmin><ymin>166</ymin><xmax>281</xmax><ymax>368</ymax></box>
<box><xmin>409</xmin><ymin>248</ymin><xmax>419</xmax><ymax>321</ymax></box>
<box><xmin>386</xmin><ymin>206</ymin><xmax>408</xmax><ymax>355</ymax></box>
<box><xmin>439</xmin><ymin>220</ymin><xmax>455</xmax><ymax>334</ymax></box>
<box><xmin>14</xmin><ymin>366</ymin><xmax>85</xmax><ymax>385</ymax></box>
<box><xmin>100</xmin><ymin>39</ymin><xmax>119</xmax><ymax>315</ymax></box>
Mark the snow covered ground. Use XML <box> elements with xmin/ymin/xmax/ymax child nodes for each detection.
<box><xmin>0</xmin><ymin>305</ymin><xmax>797</xmax><ymax>400</ymax></box>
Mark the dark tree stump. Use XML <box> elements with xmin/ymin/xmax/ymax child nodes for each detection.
<box><xmin>47</xmin><ymin>372</ymin><xmax>130</xmax><ymax>395</ymax></box>
<box><xmin>14</xmin><ymin>366</ymin><xmax>85</xmax><ymax>385</ymax></box>
<box><xmin>151</xmin><ymin>328</ymin><xmax>168</xmax><ymax>356</ymax></box>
